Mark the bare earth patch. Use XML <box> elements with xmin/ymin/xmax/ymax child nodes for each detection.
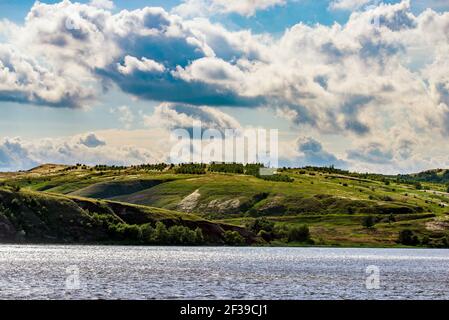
<box><xmin>178</xmin><ymin>189</ymin><xmax>201</xmax><ymax>212</ymax></box>
<box><xmin>207</xmin><ymin>198</ymin><xmax>241</xmax><ymax>213</ymax></box>
<box><xmin>426</xmin><ymin>217</ymin><xmax>449</xmax><ymax>231</ymax></box>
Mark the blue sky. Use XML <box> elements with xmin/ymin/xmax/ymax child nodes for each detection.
<box><xmin>1</xmin><ymin>0</ymin><xmax>449</xmax><ymax>173</ymax></box>
<box><xmin>1</xmin><ymin>0</ymin><xmax>444</xmax><ymax>29</ymax></box>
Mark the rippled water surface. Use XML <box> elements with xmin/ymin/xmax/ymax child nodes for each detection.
<box><xmin>1</xmin><ymin>245</ymin><xmax>449</xmax><ymax>299</ymax></box>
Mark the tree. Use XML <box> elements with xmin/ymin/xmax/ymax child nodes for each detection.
<box><xmin>154</xmin><ymin>221</ymin><xmax>169</xmax><ymax>243</ymax></box>
<box><xmin>223</xmin><ymin>230</ymin><xmax>245</xmax><ymax>245</ymax></box>
<box><xmin>141</xmin><ymin>224</ymin><xmax>155</xmax><ymax>243</ymax></box>
<box><xmin>414</xmin><ymin>182</ymin><xmax>422</xmax><ymax>190</ymax></box>
<box><xmin>168</xmin><ymin>225</ymin><xmax>201</xmax><ymax>245</ymax></box>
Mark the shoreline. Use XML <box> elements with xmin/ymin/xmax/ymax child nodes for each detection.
<box><xmin>0</xmin><ymin>242</ymin><xmax>439</xmax><ymax>249</ymax></box>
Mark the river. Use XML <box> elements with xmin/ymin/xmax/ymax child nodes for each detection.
<box><xmin>0</xmin><ymin>245</ymin><xmax>448</xmax><ymax>299</ymax></box>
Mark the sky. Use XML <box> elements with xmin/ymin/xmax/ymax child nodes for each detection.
<box><xmin>1</xmin><ymin>0</ymin><xmax>449</xmax><ymax>173</ymax></box>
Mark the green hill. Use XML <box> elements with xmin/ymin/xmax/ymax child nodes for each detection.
<box><xmin>0</xmin><ymin>186</ymin><xmax>251</xmax><ymax>245</ymax></box>
<box><xmin>398</xmin><ymin>169</ymin><xmax>449</xmax><ymax>185</ymax></box>
<box><xmin>2</xmin><ymin>163</ymin><xmax>449</xmax><ymax>247</ymax></box>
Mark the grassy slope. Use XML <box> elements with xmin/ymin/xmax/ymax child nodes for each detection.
<box><xmin>2</xmin><ymin>166</ymin><xmax>449</xmax><ymax>247</ymax></box>
<box><xmin>399</xmin><ymin>169</ymin><xmax>449</xmax><ymax>185</ymax></box>
<box><xmin>0</xmin><ymin>186</ymin><xmax>250</xmax><ymax>244</ymax></box>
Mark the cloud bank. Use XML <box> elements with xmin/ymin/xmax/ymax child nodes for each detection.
<box><xmin>0</xmin><ymin>133</ymin><xmax>161</xmax><ymax>172</ymax></box>
<box><xmin>0</xmin><ymin>1</ymin><xmax>449</xmax><ymax>173</ymax></box>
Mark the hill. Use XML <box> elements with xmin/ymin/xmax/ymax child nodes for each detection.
<box><xmin>2</xmin><ymin>163</ymin><xmax>449</xmax><ymax>247</ymax></box>
<box><xmin>398</xmin><ymin>169</ymin><xmax>449</xmax><ymax>185</ymax></box>
<box><xmin>0</xmin><ymin>186</ymin><xmax>252</xmax><ymax>245</ymax></box>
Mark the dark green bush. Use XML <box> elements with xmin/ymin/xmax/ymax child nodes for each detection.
<box><xmin>258</xmin><ymin>230</ymin><xmax>273</xmax><ymax>242</ymax></box>
<box><xmin>287</xmin><ymin>225</ymin><xmax>310</xmax><ymax>242</ymax></box>
<box><xmin>195</xmin><ymin>227</ymin><xmax>204</xmax><ymax>244</ymax></box>
<box><xmin>110</xmin><ymin>223</ymin><xmax>141</xmax><ymax>241</ymax></box>
<box><xmin>223</xmin><ymin>230</ymin><xmax>246</xmax><ymax>245</ymax></box>
<box><xmin>107</xmin><ymin>221</ymin><xmax>205</xmax><ymax>245</ymax></box>
<box><xmin>174</xmin><ymin>163</ymin><xmax>206</xmax><ymax>174</ymax></box>
<box><xmin>154</xmin><ymin>221</ymin><xmax>169</xmax><ymax>243</ymax></box>
<box><xmin>259</xmin><ymin>174</ymin><xmax>294</xmax><ymax>182</ymax></box>
<box><xmin>167</xmin><ymin>225</ymin><xmax>198</xmax><ymax>245</ymax></box>
<box><xmin>247</xmin><ymin>217</ymin><xmax>274</xmax><ymax>234</ymax></box>
<box><xmin>273</xmin><ymin>225</ymin><xmax>288</xmax><ymax>239</ymax></box>
<box><xmin>209</xmin><ymin>163</ymin><xmax>244</xmax><ymax>174</ymax></box>
<box><xmin>361</xmin><ymin>216</ymin><xmax>376</xmax><ymax>229</ymax></box>
<box><xmin>398</xmin><ymin>229</ymin><xmax>420</xmax><ymax>245</ymax></box>
<box><xmin>141</xmin><ymin>224</ymin><xmax>156</xmax><ymax>242</ymax></box>
<box><xmin>421</xmin><ymin>235</ymin><xmax>430</xmax><ymax>245</ymax></box>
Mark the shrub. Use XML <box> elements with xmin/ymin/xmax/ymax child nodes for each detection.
<box><xmin>141</xmin><ymin>224</ymin><xmax>155</xmax><ymax>243</ymax></box>
<box><xmin>111</xmin><ymin>222</ymin><xmax>206</xmax><ymax>245</ymax></box>
<box><xmin>223</xmin><ymin>230</ymin><xmax>246</xmax><ymax>245</ymax></box>
<box><xmin>273</xmin><ymin>225</ymin><xmax>288</xmax><ymax>239</ymax></box>
<box><xmin>398</xmin><ymin>229</ymin><xmax>420</xmax><ymax>245</ymax></box>
<box><xmin>421</xmin><ymin>235</ymin><xmax>430</xmax><ymax>245</ymax></box>
<box><xmin>209</xmin><ymin>163</ymin><xmax>244</xmax><ymax>174</ymax></box>
<box><xmin>287</xmin><ymin>225</ymin><xmax>310</xmax><ymax>242</ymax></box>
<box><xmin>258</xmin><ymin>230</ymin><xmax>273</xmax><ymax>242</ymax></box>
<box><xmin>443</xmin><ymin>236</ymin><xmax>449</xmax><ymax>248</ymax></box>
<box><xmin>259</xmin><ymin>174</ymin><xmax>294</xmax><ymax>182</ymax></box>
<box><xmin>247</xmin><ymin>217</ymin><xmax>274</xmax><ymax>234</ymax></box>
<box><xmin>167</xmin><ymin>225</ymin><xmax>204</xmax><ymax>245</ymax></box>
<box><xmin>174</xmin><ymin>163</ymin><xmax>206</xmax><ymax>174</ymax></box>
<box><xmin>246</xmin><ymin>208</ymin><xmax>259</xmax><ymax>217</ymax></box>
<box><xmin>361</xmin><ymin>216</ymin><xmax>376</xmax><ymax>229</ymax></box>
<box><xmin>244</xmin><ymin>163</ymin><xmax>264</xmax><ymax>176</ymax></box>
<box><xmin>114</xmin><ymin>223</ymin><xmax>141</xmax><ymax>241</ymax></box>
<box><xmin>10</xmin><ymin>198</ymin><xmax>21</xmax><ymax>212</ymax></box>
<box><xmin>195</xmin><ymin>227</ymin><xmax>204</xmax><ymax>244</ymax></box>
<box><xmin>168</xmin><ymin>225</ymin><xmax>191</xmax><ymax>244</ymax></box>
